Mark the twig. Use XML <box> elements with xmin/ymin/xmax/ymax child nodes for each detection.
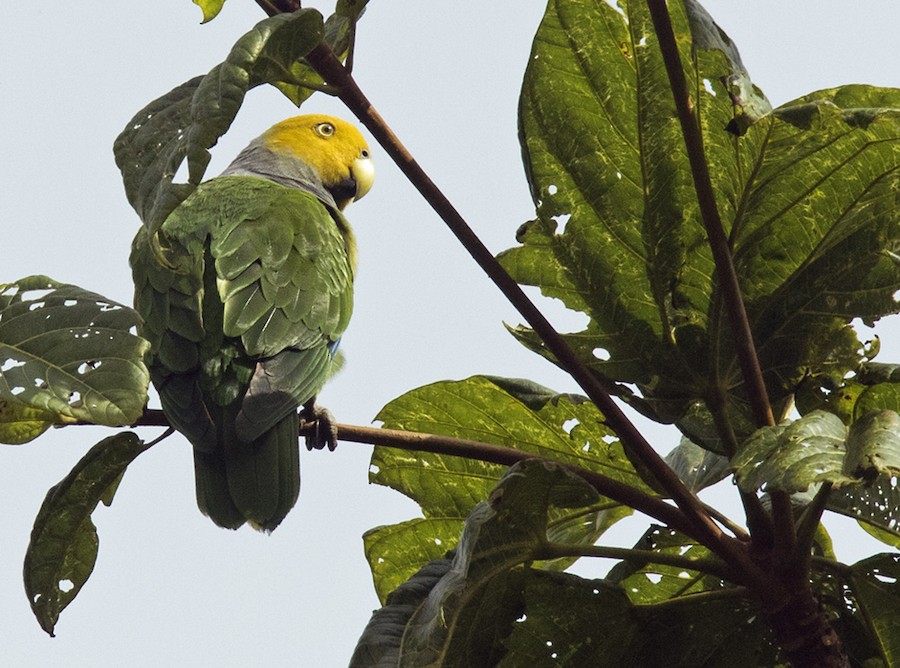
<box><xmin>539</xmin><ymin>542</ymin><xmax>733</xmax><ymax>581</ymax></box>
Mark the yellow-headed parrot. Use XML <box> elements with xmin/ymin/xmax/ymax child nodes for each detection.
<box><xmin>130</xmin><ymin>115</ymin><xmax>374</xmax><ymax>531</ymax></box>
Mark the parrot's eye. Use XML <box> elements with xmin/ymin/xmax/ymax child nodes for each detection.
<box><xmin>361</xmin><ymin>149</ymin><xmax>369</xmax><ymax>158</ymax></box>
<box><xmin>315</xmin><ymin>122</ymin><xmax>336</xmax><ymax>137</ymax></box>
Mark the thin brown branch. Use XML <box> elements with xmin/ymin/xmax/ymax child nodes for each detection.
<box><xmin>309</xmin><ymin>421</ymin><xmax>701</xmax><ymax>541</ymax></box>
<box><xmin>300</xmin><ymin>43</ymin><xmax>769</xmax><ymax>585</ymax></box>
<box><xmin>644</xmin><ymin>0</ymin><xmax>798</xmax><ymax>569</ymax></box>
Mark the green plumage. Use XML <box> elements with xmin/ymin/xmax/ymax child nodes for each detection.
<box><xmin>131</xmin><ymin>175</ymin><xmax>355</xmax><ymax>530</ymax></box>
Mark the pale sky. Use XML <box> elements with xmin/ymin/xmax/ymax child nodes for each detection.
<box><xmin>1</xmin><ymin>2</ymin><xmax>897</xmax><ymax>666</ymax></box>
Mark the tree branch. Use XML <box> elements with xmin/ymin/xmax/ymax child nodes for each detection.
<box><xmin>299</xmin><ymin>42</ymin><xmax>769</xmax><ymax>585</ymax></box>
<box><xmin>644</xmin><ymin>0</ymin><xmax>797</xmax><ymax>567</ymax></box>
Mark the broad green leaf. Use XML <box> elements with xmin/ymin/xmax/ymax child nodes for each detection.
<box><xmin>24</xmin><ymin>432</ymin><xmax>149</xmax><ymax>636</ymax></box>
<box><xmin>192</xmin><ymin>0</ymin><xmax>226</xmax><ymax>22</ymax></box>
<box><xmin>363</xmin><ymin>518</ymin><xmax>463</xmax><ymax>604</ymax></box>
<box><xmin>733</xmin><ymin>410</ymin><xmax>900</xmax><ymax>493</ymax></box>
<box><xmin>113</xmin><ymin>10</ymin><xmax>325</xmax><ymax>232</ymax></box>
<box><xmin>396</xmin><ymin>460</ymin><xmax>598</xmax><ymax>666</ymax></box>
<box><xmin>368</xmin><ymin>376</ymin><xmax>644</xmax><ymax>597</ymax></box>
<box><xmin>0</xmin><ymin>276</ymin><xmax>150</xmax><ymax>427</ymax></box>
<box><xmin>850</xmin><ymin>554</ymin><xmax>900</xmax><ymax>665</ymax></box>
<box><xmin>0</xmin><ymin>399</ymin><xmax>55</xmax><ymax>444</ymax></box>
<box><xmin>502</xmin><ymin>0</ymin><xmax>900</xmax><ymax>448</ymax></box>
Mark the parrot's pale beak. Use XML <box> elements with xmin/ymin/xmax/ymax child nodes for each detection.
<box><xmin>351</xmin><ymin>156</ymin><xmax>375</xmax><ymax>202</ymax></box>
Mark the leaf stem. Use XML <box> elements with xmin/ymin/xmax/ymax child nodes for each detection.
<box><xmin>300</xmin><ymin>41</ymin><xmax>767</xmax><ymax>583</ymax></box>
<box><xmin>539</xmin><ymin>541</ymin><xmax>732</xmax><ymax>581</ymax></box>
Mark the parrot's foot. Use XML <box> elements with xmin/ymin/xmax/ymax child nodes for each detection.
<box><xmin>301</xmin><ymin>399</ymin><xmax>339</xmax><ymax>451</ymax></box>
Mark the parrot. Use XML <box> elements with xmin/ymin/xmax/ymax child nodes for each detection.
<box><xmin>130</xmin><ymin>114</ymin><xmax>374</xmax><ymax>531</ymax></box>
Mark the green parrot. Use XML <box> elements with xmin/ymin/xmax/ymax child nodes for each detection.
<box><xmin>130</xmin><ymin>114</ymin><xmax>374</xmax><ymax>531</ymax></box>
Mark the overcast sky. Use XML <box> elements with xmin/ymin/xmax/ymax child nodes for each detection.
<box><xmin>1</xmin><ymin>2</ymin><xmax>897</xmax><ymax>666</ymax></box>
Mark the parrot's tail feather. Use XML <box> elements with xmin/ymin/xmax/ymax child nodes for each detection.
<box><xmin>193</xmin><ymin>450</ymin><xmax>246</xmax><ymax>530</ymax></box>
<box><xmin>223</xmin><ymin>410</ymin><xmax>301</xmax><ymax>532</ymax></box>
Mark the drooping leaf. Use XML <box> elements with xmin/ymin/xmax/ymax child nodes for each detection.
<box><xmin>849</xmin><ymin>553</ymin><xmax>900</xmax><ymax>665</ymax></box>
<box><xmin>664</xmin><ymin>436</ymin><xmax>731</xmax><ymax>491</ymax></box>
<box><xmin>0</xmin><ymin>276</ymin><xmax>150</xmax><ymax>427</ymax></box>
<box><xmin>192</xmin><ymin>0</ymin><xmax>226</xmax><ymax>22</ymax></box>
<box><xmin>0</xmin><ymin>399</ymin><xmax>55</xmax><ymax>444</ymax></box>
<box><xmin>394</xmin><ymin>460</ymin><xmax>598</xmax><ymax>666</ymax></box>
<box><xmin>24</xmin><ymin>432</ymin><xmax>150</xmax><ymax>636</ymax></box>
<box><xmin>502</xmin><ymin>0</ymin><xmax>900</xmax><ymax>449</ymax></box>
<box><xmin>350</xmin><ymin>556</ymin><xmax>454</xmax><ymax>668</ymax></box>
<box><xmin>113</xmin><ymin>10</ymin><xmax>325</xmax><ymax>232</ymax></box>
<box><xmin>733</xmin><ymin>410</ymin><xmax>900</xmax><ymax>494</ymax></box>
<box><xmin>368</xmin><ymin>376</ymin><xmax>644</xmax><ymax>597</ymax></box>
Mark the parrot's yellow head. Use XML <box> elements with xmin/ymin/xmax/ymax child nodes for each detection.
<box><xmin>262</xmin><ymin>114</ymin><xmax>374</xmax><ymax>210</ymax></box>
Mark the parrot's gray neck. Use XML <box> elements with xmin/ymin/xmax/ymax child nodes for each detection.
<box><xmin>220</xmin><ymin>138</ymin><xmax>339</xmax><ymax>210</ymax></box>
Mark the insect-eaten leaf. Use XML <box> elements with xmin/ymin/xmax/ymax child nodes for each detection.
<box><xmin>0</xmin><ymin>276</ymin><xmax>150</xmax><ymax>428</ymax></box>
<box><xmin>24</xmin><ymin>432</ymin><xmax>149</xmax><ymax>636</ymax></box>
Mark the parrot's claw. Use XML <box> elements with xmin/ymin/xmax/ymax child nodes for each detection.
<box><xmin>302</xmin><ymin>400</ymin><xmax>339</xmax><ymax>451</ymax></box>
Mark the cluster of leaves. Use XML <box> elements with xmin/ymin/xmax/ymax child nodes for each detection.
<box><xmin>1</xmin><ymin>0</ymin><xmax>898</xmax><ymax>664</ymax></box>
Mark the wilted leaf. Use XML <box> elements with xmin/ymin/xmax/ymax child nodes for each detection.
<box><xmin>114</xmin><ymin>10</ymin><xmax>325</xmax><ymax>232</ymax></box>
<box><xmin>24</xmin><ymin>432</ymin><xmax>149</xmax><ymax>636</ymax></box>
<box><xmin>0</xmin><ymin>276</ymin><xmax>150</xmax><ymax>427</ymax></box>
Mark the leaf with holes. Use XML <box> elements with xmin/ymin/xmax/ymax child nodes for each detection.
<box><xmin>368</xmin><ymin>376</ymin><xmax>644</xmax><ymax>598</ymax></box>
<box><xmin>500</xmin><ymin>0</ymin><xmax>900</xmax><ymax>445</ymax></box>
<box><xmin>0</xmin><ymin>276</ymin><xmax>150</xmax><ymax>427</ymax></box>
<box><xmin>24</xmin><ymin>432</ymin><xmax>149</xmax><ymax>636</ymax></box>
<box><xmin>114</xmin><ymin>10</ymin><xmax>325</xmax><ymax>232</ymax></box>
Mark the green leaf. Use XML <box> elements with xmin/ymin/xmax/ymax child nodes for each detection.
<box><xmin>0</xmin><ymin>276</ymin><xmax>150</xmax><ymax>427</ymax></box>
<box><xmin>0</xmin><ymin>398</ymin><xmax>55</xmax><ymax>444</ymax></box>
<box><xmin>850</xmin><ymin>554</ymin><xmax>900</xmax><ymax>665</ymax></box>
<box><xmin>395</xmin><ymin>460</ymin><xmax>599</xmax><ymax>666</ymax></box>
<box><xmin>113</xmin><ymin>10</ymin><xmax>325</xmax><ymax>232</ymax></box>
<box><xmin>24</xmin><ymin>432</ymin><xmax>150</xmax><ymax>636</ymax></box>
<box><xmin>733</xmin><ymin>410</ymin><xmax>900</xmax><ymax>494</ymax></box>
<box><xmin>363</xmin><ymin>518</ymin><xmax>463</xmax><ymax>604</ymax></box>
<box><xmin>192</xmin><ymin>0</ymin><xmax>226</xmax><ymax>23</ymax></box>
<box><xmin>502</xmin><ymin>0</ymin><xmax>900</xmax><ymax>447</ymax></box>
<box><xmin>368</xmin><ymin>376</ymin><xmax>645</xmax><ymax>597</ymax></box>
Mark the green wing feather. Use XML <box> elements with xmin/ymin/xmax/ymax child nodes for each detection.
<box><xmin>131</xmin><ymin>175</ymin><xmax>354</xmax><ymax>530</ymax></box>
